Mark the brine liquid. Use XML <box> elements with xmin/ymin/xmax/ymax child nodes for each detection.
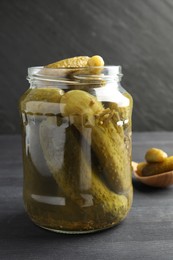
<box><xmin>21</xmin><ymin>107</ymin><xmax>132</xmax><ymax>233</ymax></box>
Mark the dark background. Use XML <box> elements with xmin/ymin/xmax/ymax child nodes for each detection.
<box><xmin>1</xmin><ymin>0</ymin><xmax>173</xmax><ymax>134</ymax></box>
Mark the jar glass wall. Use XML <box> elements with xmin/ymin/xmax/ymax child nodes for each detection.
<box><xmin>19</xmin><ymin>66</ymin><xmax>133</xmax><ymax>233</ymax></box>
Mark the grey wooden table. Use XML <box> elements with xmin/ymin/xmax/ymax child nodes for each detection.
<box><xmin>0</xmin><ymin>133</ymin><xmax>173</xmax><ymax>260</ymax></box>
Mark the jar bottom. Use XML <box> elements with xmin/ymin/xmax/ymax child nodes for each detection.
<box><xmin>35</xmin><ymin>222</ymin><xmax>119</xmax><ymax>234</ymax></box>
<box><xmin>25</xmin><ymin>199</ymin><xmax>130</xmax><ymax>234</ymax></box>
<box><xmin>27</xmin><ymin>211</ymin><xmax>123</xmax><ymax>234</ymax></box>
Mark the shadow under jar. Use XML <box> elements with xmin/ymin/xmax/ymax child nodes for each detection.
<box><xmin>19</xmin><ymin>66</ymin><xmax>133</xmax><ymax>234</ymax></box>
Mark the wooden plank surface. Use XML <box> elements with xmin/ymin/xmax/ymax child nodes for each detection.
<box><xmin>0</xmin><ymin>133</ymin><xmax>173</xmax><ymax>259</ymax></box>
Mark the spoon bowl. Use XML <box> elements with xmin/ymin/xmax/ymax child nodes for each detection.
<box><xmin>132</xmin><ymin>161</ymin><xmax>173</xmax><ymax>188</ymax></box>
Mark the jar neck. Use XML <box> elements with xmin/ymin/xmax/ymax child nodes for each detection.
<box><xmin>27</xmin><ymin>66</ymin><xmax>123</xmax><ymax>89</ymax></box>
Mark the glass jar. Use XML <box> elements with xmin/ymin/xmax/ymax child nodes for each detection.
<box><xmin>19</xmin><ymin>66</ymin><xmax>133</xmax><ymax>233</ymax></box>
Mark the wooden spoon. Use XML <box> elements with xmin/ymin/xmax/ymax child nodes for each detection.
<box><xmin>132</xmin><ymin>161</ymin><xmax>173</xmax><ymax>188</ymax></box>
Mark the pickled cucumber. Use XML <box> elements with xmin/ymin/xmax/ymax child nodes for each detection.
<box><xmin>60</xmin><ymin>90</ymin><xmax>131</xmax><ymax>193</ymax></box>
<box><xmin>45</xmin><ymin>56</ymin><xmax>90</xmax><ymax>68</ymax></box>
<box><xmin>20</xmin><ymin>88</ymin><xmax>64</xmax><ymax>114</ymax></box>
<box><xmin>109</xmin><ymin>92</ymin><xmax>133</xmax><ymax>158</ymax></box>
<box><xmin>109</xmin><ymin>92</ymin><xmax>133</xmax><ymax>131</ymax></box>
<box><xmin>39</xmin><ymin>118</ymin><xmax>128</xmax><ymax>221</ymax></box>
<box><xmin>45</xmin><ymin>55</ymin><xmax>104</xmax><ymax>69</ymax></box>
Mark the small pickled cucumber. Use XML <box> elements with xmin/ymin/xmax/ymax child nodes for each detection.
<box><xmin>145</xmin><ymin>148</ymin><xmax>167</xmax><ymax>163</ymax></box>
<box><xmin>139</xmin><ymin>156</ymin><xmax>173</xmax><ymax>177</ymax></box>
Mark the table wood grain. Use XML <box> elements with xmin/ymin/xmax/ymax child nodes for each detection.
<box><xmin>0</xmin><ymin>133</ymin><xmax>173</xmax><ymax>260</ymax></box>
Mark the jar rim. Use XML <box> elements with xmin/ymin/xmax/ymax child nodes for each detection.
<box><xmin>27</xmin><ymin>66</ymin><xmax>123</xmax><ymax>84</ymax></box>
